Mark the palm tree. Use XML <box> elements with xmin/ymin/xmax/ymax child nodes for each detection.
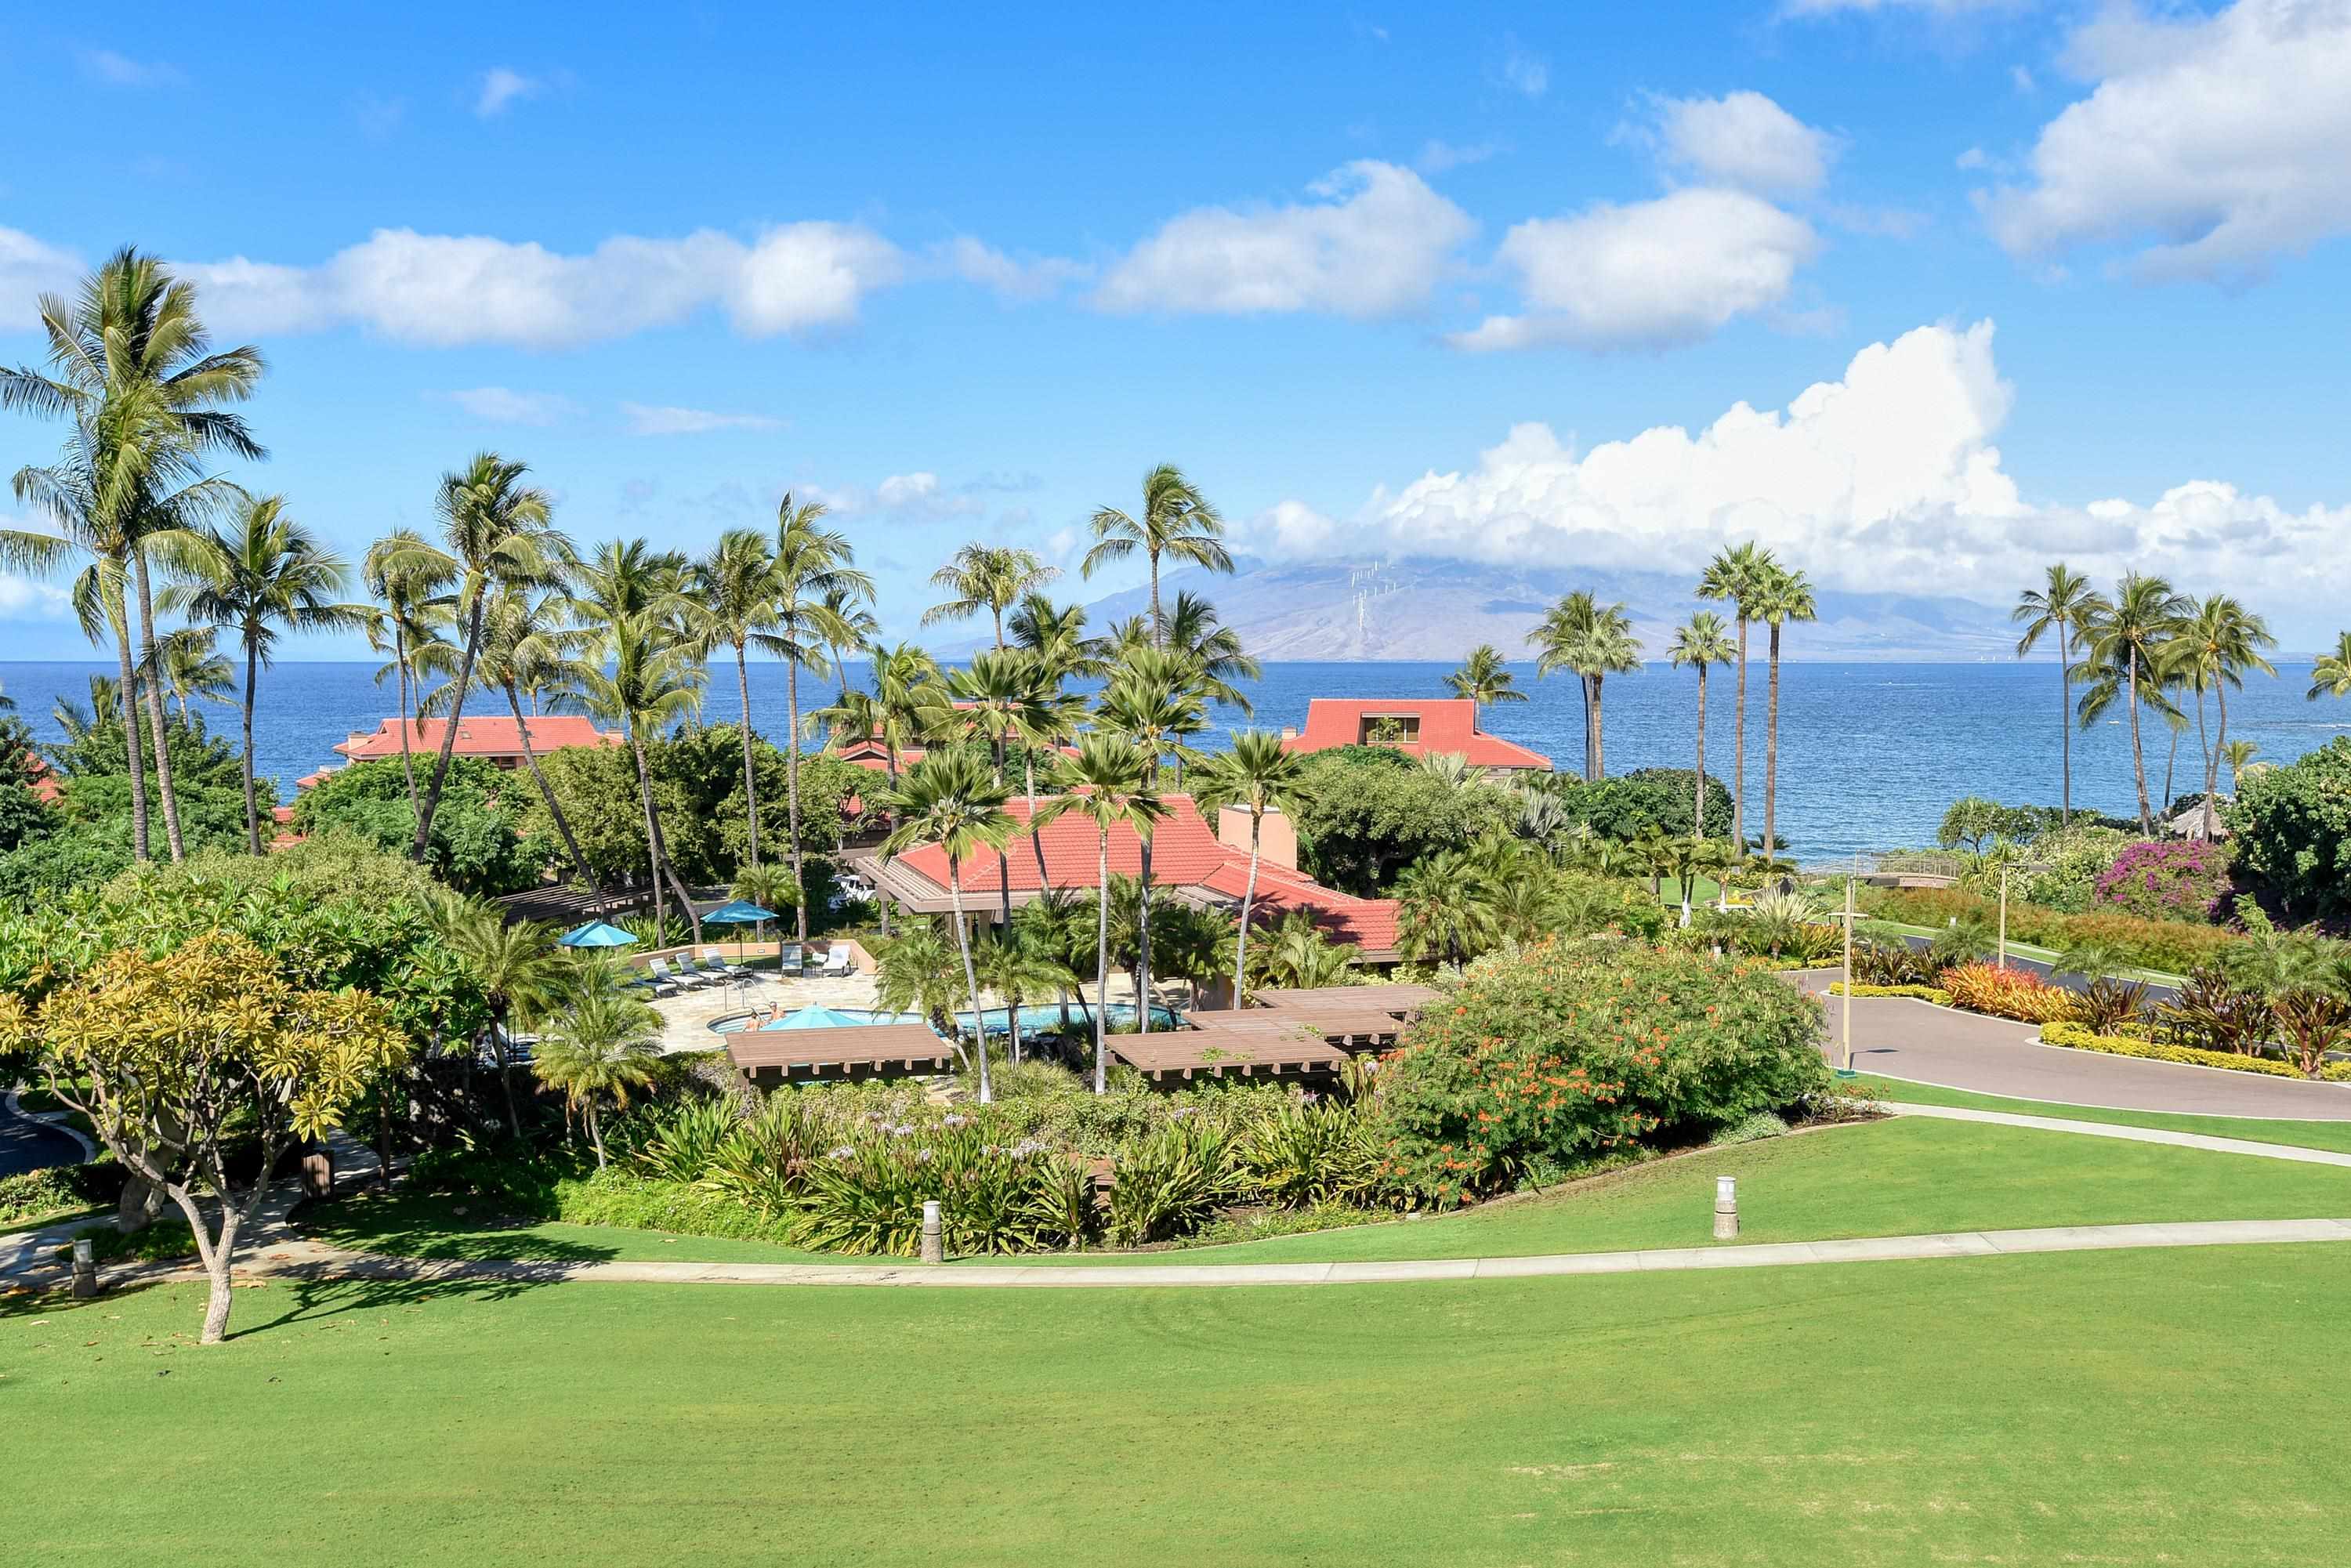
<box><xmin>1444</xmin><ymin>644</ymin><xmax>1526</xmax><ymax>727</ymax></box>
<box><xmin>1034</xmin><ymin>733</ymin><xmax>1165</xmax><ymax>1092</ymax></box>
<box><xmin>2306</xmin><ymin>632</ymin><xmax>2351</xmax><ymax>701</ymax></box>
<box><xmin>687</xmin><ymin>527</ymin><xmax>783</xmax><ymax>870</ymax></box>
<box><xmin>148</xmin><ymin>626</ymin><xmax>234</xmax><ymax>722</ymax></box>
<box><xmin>1113</xmin><ymin>590</ymin><xmax>1261</xmax><ymax>717</ymax></box>
<box><xmin>1394</xmin><ymin>849</ymin><xmax>1494</xmax><ymax>968</ymax></box>
<box><xmin>2222</xmin><ymin>739</ymin><xmax>2259</xmax><ymax>793</ymax></box>
<box><xmin>1083</xmin><ymin>463</ymin><xmax>1231</xmax><ymax>645</ymax></box>
<box><xmin>167</xmin><ymin>494</ymin><xmax>367</xmax><ymax>853</ymax></box>
<box><xmin>384</xmin><ymin>454</ymin><xmax>562</xmax><ymax>864</ymax></box>
<box><xmin>1528</xmin><ymin>590</ymin><xmax>1640</xmax><ymax>782</ymax></box>
<box><xmin>820</xmin><ymin>582</ymin><xmax>879</xmax><ymax>707</ymax></box>
<box><xmin>751</xmin><ymin>494</ymin><xmax>868</xmax><ymax>942</ymax></box>
<box><xmin>364</xmin><ymin>527</ymin><xmax>456</xmax><ymax>820</ymax></box>
<box><xmin>533</xmin><ymin>969</ymin><xmax>661</xmax><ymax>1168</ymax></box>
<box><xmin>2173</xmin><ymin>595</ymin><xmax>2277</xmax><ymax>838</ymax></box>
<box><xmin>1095</xmin><ymin>648</ymin><xmax>1208</xmax><ymax>1027</ymax></box>
<box><xmin>2076</xmin><ymin>573</ymin><xmax>2191</xmax><ymax>835</ymax></box>
<box><xmin>871</xmin><ymin>918</ymin><xmax>968</xmax><ymax>1048</ymax></box>
<box><xmin>944</xmin><ymin>648</ymin><xmax>1057</xmax><ymax>925</ymax></box>
<box><xmin>923</xmin><ymin>543</ymin><xmax>1057</xmax><ymax>650</ymax></box>
<box><xmin>1750</xmin><ymin>564</ymin><xmax>1817</xmax><ymax>861</ymax></box>
<box><xmin>437</xmin><ymin>902</ymin><xmax>566</xmax><ymax>1139</ymax></box>
<box><xmin>970</xmin><ymin>925</ymin><xmax>1078</xmax><ymax>1066</ymax></box>
<box><xmin>1697</xmin><ymin>542</ymin><xmax>1777</xmax><ymax>854</ymax></box>
<box><xmin>1191</xmin><ymin>730</ymin><xmax>1314</xmax><ymax>1003</ymax></box>
<box><xmin>2012</xmin><ymin>564</ymin><xmax>2105</xmax><ymax>827</ymax></box>
<box><xmin>876</xmin><ymin>750</ymin><xmax>1014</xmax><ymax>1103</ymax></box>
<box><xmin>1666</xmin><ymin>612</ymin><xmax>1736</xmax><ymax>839</ymax></box>
<box><xmin>2</xmin><ymin>249</ymin><xmax>266</xmax><ymax>864</ymax></box>
<box><xmin>468</xmin><ymin>585</ymin><xmax>606</xmax><ymax>899</ymax></box>
<box><xmin>1009</xmin><ymin>593</ymin><xmax>1108</xmax><ymax>681</ymax></box>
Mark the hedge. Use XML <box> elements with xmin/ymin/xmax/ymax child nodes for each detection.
<box><xmin>1859</xmin><ymin>886</ymin><xmax>2239</xmax><ymax>974</ymax></box>
<box><xmin>2040</xmin><ymin>1021</ymin><xmax>2351</xmax><ymax>1083</ymax></box>
<box><xmin>1827</xmin><ymin>983</ymin><xmax>1952</xmax><ymax>1005</ymax></box>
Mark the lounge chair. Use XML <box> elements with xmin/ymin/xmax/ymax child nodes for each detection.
<box><xmin>698</xmin><ymin>947</ymin><xmax>748</xmax><ymax>981</ymax></box>
<box><xmin>777</xmin><ymin>944</ymin><xmax>806</xmax><ymax>976</ymax></box>
<box><xmin>812</xmin><ymin>945</ymin><xmax>854</xmax><ymax>979</ymax></box>
<box><xmin>649</xmin><ymin>957</ymin><xmax>711</xmax><ymax>990</ymax></box>
<box><xmin>630</xmin><ymin>967</ymin><xmax>679</xmax><ymax>999</ymax></box>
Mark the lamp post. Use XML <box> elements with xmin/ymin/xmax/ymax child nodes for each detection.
<box><xmin>1841</xmin><ymin>851</ymin><xmax>1856</xmax><ymax>1074</ymax></box>
<box><xmin>1997</xmin><ymin>864</ymin><xmax>2009</xmax><ymax>972</ymax></box>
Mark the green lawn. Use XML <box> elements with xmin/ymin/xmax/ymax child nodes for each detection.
<box><xmin>7</xmin><ymin>1246</ymin><xmax>2348</xmax><ymax>1565</ymax></box>
<box><xmin>1853</xmin><ymin>918</ymin><xmax>2186</xmax><ymax>985</ymax></box>
<box><xmin>1856</xmin><ymin>1074</ymin><xmax>2351</xmax><ymax>1155</ymax></box>
<box><xmin>299</xmin><ymin>1117</ymin><xmax>2351</xmax><ymax>1270</ymax></box>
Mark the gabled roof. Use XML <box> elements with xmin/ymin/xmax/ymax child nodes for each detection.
<box><xmin>332</xmin><ymin>715</ymin><xmax>623</xmax><ymax>762</ymax></box>
<box><xmin>1280</xmin><ymin>697</ymin><xmax>1552</xmax><ymax>770</ymax></box>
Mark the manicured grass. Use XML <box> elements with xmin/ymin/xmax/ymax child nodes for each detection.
<box><xmin>7</xmin><ymin>1246</ymin><xmax>2349</xmax><ymax>1565</ymax></box>
<box><xmin>1854</xmin><ymin>1074</ymin><xmax>2351</xmax><ymax>1154</ymax></box>
<box><xmin>302</xmin><ymin>1190</ymin><xmax>838</xmax><ymax>1266</ymax></box>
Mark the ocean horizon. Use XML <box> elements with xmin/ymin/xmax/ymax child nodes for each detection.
<box><xmin>6</xmin><ymin>657</ymin><xmax>2343</xmax><ymax>862</ymax></box>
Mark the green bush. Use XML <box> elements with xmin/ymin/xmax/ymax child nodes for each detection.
<box><xmin>0</xmin><ymin>1164</ymin><xmax>120</xmax><ymax>1227</ymax></box>
<box><xmin>1859</xmin><ymin>886</ymin><xmax>2238</xmax><ymax>974</ymax></box>
<box><xmin>2227</xmin><ymin>737</ymin><xmax>2351</xmax><ymax>922</ymax></box>
<box><xmin>1827</xmin><ymin>983</ymin><xmax>1952</xmax><ymax>1005</ymax></box>
<box><xmin>1376</xmin><ymin>940</ymin><xmax>1829</xmax><ymax>1205</ymax></box>
<box><xmin>294</xmin><ymin>756</ymin><xmax>551</xmax><ymax>898</ymax></box>
<box><xmin>2039</xmin><ymin>1020</ymin><xmax>2310</xmax><ymax>1079</ymax></box>
<box><xmin>2020</xmin><ymin>825</ymin><xmax>2131</xmax><ymax>914</ymax></box>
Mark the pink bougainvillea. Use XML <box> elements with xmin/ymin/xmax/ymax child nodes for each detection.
<box><xmin>2093</xmin><ymin>839</ymin><xmax>2231</xmax><ymax>923</ymax></box>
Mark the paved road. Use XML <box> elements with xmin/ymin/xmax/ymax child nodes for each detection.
<box><xmin>0</xmin><ymin>1099</ymin><xmax>83</xmax><ymax>1177</ymax></box>
<box><xmin>1796</xmin><ymin>976</ymin><xmax>2351</xmax><ymax>1119</ymax></box>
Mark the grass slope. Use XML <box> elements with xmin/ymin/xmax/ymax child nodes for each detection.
<box><xmin>1856</xmin><ymin>1074</ymin><xmax>2351</xmax><ymax>1154</ymax></box>
<box><xmin>6</xmin><ymin>1248</ymin><xmax>2349</xmax><ymax>1566</ymax></box>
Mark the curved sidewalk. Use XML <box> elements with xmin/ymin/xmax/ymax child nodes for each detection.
<box><xmin>1799</xmin><ymin>982</ymin><xmax>2351</xmax><ymax>1119</ymax></box>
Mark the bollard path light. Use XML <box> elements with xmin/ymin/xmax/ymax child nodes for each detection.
<box><xmin>1713</xmin><ymin>1176</ymin><xmax>1739</xmax><ymax>1240</ymax></box>
<box><xmin>919</xmin><ymin>1199</ymin><xmax>944</xmax><ymax>1265</ymax></box>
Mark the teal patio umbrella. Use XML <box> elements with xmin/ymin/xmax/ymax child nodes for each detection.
<box><xmin>772</xmin><ymin>1004</ymin><xmax>871</xmax><ymax>1030</ymax></box>
<box><xmin>701</xmin><ymin>899</ymin><xmax>780</xmax><ymax>966</ymax></box>
<box><xmin>558</xmin><ymin>920</ymin><xmax>639</xmax><ymax>949</ymax></box>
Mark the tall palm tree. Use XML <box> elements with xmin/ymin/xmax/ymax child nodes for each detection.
<box><xmin>363</xmin><ymin>527</ymin><xmax>456</xmax><ymax>820</ymax></box>
<box><xmin>2174</xmin><ymin>594</ymin><xmax>2277</xmax><ymax>838</ymax></box>
<box><xmin>2306</xmin><ymin>632</ymin><xmax>2351</xmax><ymax>701</ymax></box>
<box><xmin>876</xmin><ymin>749</ymin><xmax>1014</xmax><ymax>1103</ymax></box>
<box><xmin>1082</xmin><ymin>463</ymin><xmax>1230</xmax><ymax>645</ymax></box>
<box><xmin>1528</xmin><ymin>590</ymin><xmax>1640</xmax><ymax>782</ymax></box>
<box><xmin>970</xmin><ymin>925</ymin><xmax>1077</xmax><ymax>1066</ymax></box>
<box><xmin>820</xmin><ymin>581</ymin><xmax>879</xmax><ymax>707</ymax></box>
<box><xmin>568</xmin><ymin>539</ymin><xmax>705</xmax><ymax>938</ymax></box>
<box><xmin>167</xmin><ymin>494</ymin><xmax>367</xmax><ymax>852</ymax></box>
<box><xmin>944</xmin><ymin>649</ymin><xmax>1057</xmax><ymax>925</ymax></box>
<box><xmin>1697</xmin><ymin>541</ymin><xmax>1777</xmax><ymax>853</ymax></box>
<box><xmin>923</xmin><ymin>543</ymin><xmax>1057</xmax><ymax>650</ymax></box>
<box><xmin>2222</xmin><ymin>739</ymin><xmax>2259</xmax><ymax>793</ymax></box>
<box><xmin>2076</xmin><ymin>572</ymin><xmax>2191</xmax><ymax>835</ymax></box>
<box><xmin>148</xmin><ymin>626</ymin><xmax>234</xmax><ymax>722</ymax></box>
<box><xmin>1009</xmin><ymin>593</ymin><xmax>1108</xmax><ymax>681</ymax></box>
<box><xmin>2</xmin><ymin>249</ymin><xmax>266</xmax><ymax>864</ymax></box>
<box><xmin>1124</xmin><ymin>589</ymin><xmax>1262</xmax><ymax>717</ymax></box>
<box><xmin>1190</xmin><ymin>730</ymin><xmax>1314</xmax><ymax>1002</ymax></box>
<box><xmin>2012</xmin><ymin>564</ymin><xmax>2105</xmax><ymax>827</ymax></box>
<box><xmin>383</xmin><ymin>454</ymin><xmax>562</xmax><ymax>864</ymax></box>
<box><xmin>533</xmin><ymin>970</ymin><xmax>661</xmax><ymax>1169</ymax></box>
<box><xmin>1444</xmin><ymin>644</ymin><xmax>1526</xmax><ymax>728</ymax></box>
<box><xmin>1095</xmin><ymin>648</ymin><xmax>1208</xmax><ymax>1030</ymax></box>
<box><xmin>1751</xmin><ymin>564</ymin><xmax>1817</xmax><ymax>860</ymax></box>
<box><xmin>1034</xmin><ymin>733</ymin><xmax>1165</xmax><ymax>1092</ymax></box>
<box><xmin>751</xmin><ymin>494</ymin><xmax>869</xmax><ymax>942</ymax></box>
<box><xmin>1395</xmin><ymin>849</ymin><xmax>1494</xmax><ymax>968</ymax></box>
<box><xmin>465</xmin><ymin>585</ymin><xmax>605</xmax><ymax>900</ymax></box>
<box><xmin>1666</xmin><ymin>612</ymin><xmax>1736</xmax><ymax>838</ymax></box>
<box><xmin>436</xmin><ymin>901</ymin><xmax>566</xmax><ymax>1140</ymax></box>
<box><xmin>687</xmin><ymin>528</ymin><xmax>778</xmax><ymax>867</ymax></box>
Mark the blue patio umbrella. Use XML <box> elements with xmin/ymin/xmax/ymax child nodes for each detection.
<box><xmin>558</xmin><ymin>920</ymin><xmax>639</xmax><ymax>949</ymax></box>
<box><xmin>772</xmin><ymin>1005</ymin><xmax>871</xmax><ymax>1030</ymax></box>
<box><xmin>700</xmin><ymin>899</ymin><xmax>780</xmax><ymax>967</ymax></box>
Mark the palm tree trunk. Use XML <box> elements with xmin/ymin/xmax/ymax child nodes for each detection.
<box><xmin>393</xmin><ymin>635</ymin><xmax>420</xmax><ymax>818</ymax></box>
<box><xmin>240</xmin><ymin>629</ymin><xmax>263</xmax><ymax>855</ymax></box>
<box><xmin>786</xmin><ymin>657</ymin><xmax>806</xmax><ymax>941</ymax></box>
<box><xmin>2211</xmin><ymin>684</ymin><xmax>2231</xmax><ymax>837</ymax></box>
<box><xmin>1592</xmin><ymin>674</ymin><xmax>1607</xmax><ymax>780</ymax></box>
<box><xmin>587</xmin><ymin>1100</ymin><xmax>606</xmax><ymax>1169</ymax></box>
<box><xmin>947</xmin><ymin>860</ymin><xmax>991</xmax><ymax>1103</ymax></box>
<box><xmin>1733</xmin><ymin>618</ymin><xmax>1750</xmax><ymax>852</ymax></box>
<box><xmin>110</xmin><ymin>599</ymin><xmax>150</xmax><ymax>861</ymax></box>
<box><xmin>1094</xmin><ymin>831</ymin><xmax>1111</xmax><ymax>1093</ymax></box>
<box><xmin>1764</xmin><ymin>623</ymin><xmax>1783</xmax><ymax>860</ymax></box>
<box><xmin>992</xmin><ymin>735</ymin><xmax>1014</xmax><ymax>928</ymax></box>
<box><xmin>1577</xmin><ymin>673</ymin><xmax>1595</xmax><ymax>782</ymax></box>
<box><xmin>1023</xmin><ymin>754</ymin><xmax>1051</xmax><ymax>893</ymax></box>
<box><xmin>1149</xmin><ymin>550</ymin><xmax>1163</xmax><ymax>646</ymax></box>
<box><xmin>414</xmin><ymin>592</ymin><xmax>484</xmax><ymax>860</ymax></box>
<box><xmin>130</xmin><ymin>550</ymin><xmax>185</xmax><ymax>860</ymax></box>
<box><xmin>629</xmin><ymin>728</ymin><xmax>666</xmax><ymax>934</ymax></box>
<box><xmin>2127</xmin><ymin>652</ymin><xmax>2152</xmax><ymax>835</ymax></box>
<box><xmin>1694</xmin><ymin>666</ymin><xmax>1708</xmax><ymax>838</ymax></box>
<box><xmin>737</xmin><ymin>640</ymin><xmax>762</xmax><ymax>867</ymax></box>
<box><xmin>2058</xmin><ymin>625</ymin><xmax>2072</xmax><ymax>828</ymax></box>
<box><xmin>1136</xmin><ymin>839</ymin><xmax>1154</xmax><ymax>1034</ymax></box>
<box><xmin>505</xmin><ymin>683</ymin><xmax>603</xmax><ymax>902</ymax></box>
<box><xmin>2162</xmin><ymin>722</ymin><xmax>2179</xmax><ymax>820</ymax></box>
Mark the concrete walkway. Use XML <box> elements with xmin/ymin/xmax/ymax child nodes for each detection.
<box><xmin>1795</xmin><ymin>979</ymin><xmax>2351</xmax><ymax>1119</ymax></box>
<box><xmin>1884</xmin><ymin>1103</ymin><xmax>2351</xmax><ymax>1167</ymax></box>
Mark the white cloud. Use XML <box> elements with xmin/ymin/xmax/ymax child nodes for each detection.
<box><xmin>476</xmin><ymin>67</ymin><xmax>542</xmax><ymax>117</ymax></box>
<box><xmin>1093</xmin><ymin>161</ymin><xmax>1476</xmax><ymax>317</ymax></box>
<box><xmin>1955</xmin><ymin>147</ymin><xmax>1993</xmax><ymax>171</ymax></box>
<box><xmin>1500</xmin><ymin>38</ymin><xmax>1549</xmax><ymax>98</ymax></box>
<box><xmin>1781</xmin><ymin>0</ymin><xmax>2022</xmax><ymax>14</ymax></box>
<box><xmin>620</xmin><ymin>403</ymin><xmax>782</xmax><ymax>436</ymax></box>
<box><xmin>433</xmin><ymin>387</ymin><xmax>577</xmax><ymax>425</ymax></box>
<box><xmin>1415</xmin><ymin>139</ymin><xmax>1502</xmax><ymax>176</ymax></box>
<box><xmin>931</xmin><ymin>237</ymin><xmax>1092</xmax><ymax>300</ymax></box>
<box><xmin>80</xmin><ymin>50</ymin><xmax>186</xmax><ymax>88</ymax></box>
<box><xmin>0</xmin><ymin>228</ymin><xmax>82</xmax><ymax>328</ymax></box>
<box><xmin>179</xmin><ymin>223</ymin><xmax>904</xmax><ymax>348</ymax></box>
<box><xmin>1980</xmin><ymin>0</ymin><xmax>2351</xmax><ymax>281</ymax></box>
<box><xmin>1250</xmin><ymin>318</ymin><xmax>2351</xmax><ymax>613</ymax></box>
<box><xmin>1644</xmin><ymin>91</ymin><xmax>1841</xmax><ymax>197</ymax></box>
<box><xmin>804</xmin><ymin>471</ymin><xmax>985</xmax><ymax>520</ymax></box>
<box><xmin>1449</xmin><ymin>188</ymin><xmax>1822</xmax><ymax>351</ymax></box>
<box><xmin>0</xmin><ymin>571</ymin><xmax>70</xmax><ymax>618</ymax></box>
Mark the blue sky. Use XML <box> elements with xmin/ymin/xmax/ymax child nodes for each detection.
<box><xmin>4</xmin><ymin>1</ymin><xmax>2348</xmax><ymax>657</ymax></box>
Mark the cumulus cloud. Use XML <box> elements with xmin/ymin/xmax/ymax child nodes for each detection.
<box><xmin>433</xmin><ymin>387</ymin><xmax>577</xmax><ymax>425</ymax></box>
<box><xmin>621</xmin><ymin>403</ymin><xmax>782</xmax><ymax>436</ymax></box>
<box><xmin>177</xmin><ymin>223</ymin><xmax>904</xmax><ymax>348</ymax></box>
<box><xmin>931</xmin><ymin>237</ymin><xmax>1092</xmax><ymax>300</ymax></box>
<box><xmin>1092</xmin><ymin>161</ymin><xmax>1476</xmax><ymax>318</ymax></box>
<box><xmin>1449</xmin><ymin>187</ymin><xmax>1821</xmax><ymax>350</ymax></box>
<box><xmin>1499</xmin><ymin>38</ymin><xmax>1549</xmax><ymax>98</ymax></box>
<box><xmin>1249</xmin><ymin>318</ymin><xmax>2351</xmax><ymax>610</ymax></box>
<box><xmin>1781</xmin><ymin>0</ymin><xmax>2022</xmax><ymax>14</ymax></box>
<box><xmin>1415</xmin><ymin>139</ymin><xmax>1502</xmax><ymax>176</ymax></box>
<box><xmin>476</xmin><ymin>67</ymin><xmax>542</xmax><ymax>117</ymax></box>
<box><xmin>1980</xmin><ymin>0</ymin><xmax>2351</xmax><ymax>281</ymax></box>
<box><xmin>0</xmin><ymin>571</ymin><xmax>70</xmax><ymax>618</ymax></box>
<box><xmin>0</xmin><ymin>228</ymin><xmax>82</xmax><ymax>328</ymax></box>
<box><xmin>1643</xmin><ymin>91</ymin><xmax>1840</xmax><ymax>197</ymax></box>
<box><xmin>80</xmin><ymin>50</ymin><xmax>186</xmax><ymax>88</ymax></box>
<box><xmin>804</xmin><ymin>471</ymin><xmax>985</xmax><ymax>520</ymax></box>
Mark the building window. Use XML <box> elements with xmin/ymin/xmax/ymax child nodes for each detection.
<box><xmin>1360</xmin><ymin>714</ymin><xmax>1419</xmax><ymax>745</ymax></box>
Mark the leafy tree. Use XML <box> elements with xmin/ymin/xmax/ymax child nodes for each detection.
<box><xmin>2227</xmin><ymin>737</ymin><xmax>2351</xmax><ymax>922</ymax></box>
<box><xmin>0</xmin><ymin>932</ymin><xmax>404</xmax><ymax>1342</ymax></box>
<box><xmin>293</xmin><ymin>755</ymin><xmax>549</xmax><ymax>897</ymax></box>
<box><xmin>1538</xmin><ymin>769</ymin><xmax>1733</xmax><ymax>845</ymax></box>
<box><xmin>1289</xmin><ymin>746</ymin><xmax>1512</xmax><ymax>894</ymax></box>
<box><xmin>1937</xmin><ymin>796</ymin><xmax>2006</xmax><ymax>854</ymax></box>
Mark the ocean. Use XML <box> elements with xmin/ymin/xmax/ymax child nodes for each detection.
<box><xmin>5</xmin><ymin>658</ymin><xmax>2343</xmax><ymax>862</ymax></box>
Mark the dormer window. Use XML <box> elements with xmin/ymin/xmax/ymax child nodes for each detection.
<box><xmin>1359</xmin><ymin>713</ymin><xmax>1420</xmax><ymax>744</ymax></box>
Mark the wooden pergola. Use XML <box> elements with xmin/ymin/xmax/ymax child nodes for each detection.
<box><xmin>725</xmin><ymin>1023</ymin><xmax>958</xmax><ymax>1087</ymax></box>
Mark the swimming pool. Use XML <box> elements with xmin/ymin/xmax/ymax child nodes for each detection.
<box><xmin>708</xmin><ymin>1001</ymin><xmax>1182</xmax><ymax>1035</ymax></box>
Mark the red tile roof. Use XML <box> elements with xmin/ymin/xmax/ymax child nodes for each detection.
<box><xmin>332</xmin><ymin>715</ymin><xmax>622</xmax><ymax>762</ymax></box>
<box><xmin>883</xmin><ymin>794</ymin><xmax>1401</xmax><ymax>955</ymax></box>
<box><xmin>1280</xmin><ymin>698</ymin><xmax>1551</xmax><ymax>770</ymax></box>
<box><xmin>24</xmin><ymin>755</ymin><xmax>62</xmax><ymax>804</ymax></box>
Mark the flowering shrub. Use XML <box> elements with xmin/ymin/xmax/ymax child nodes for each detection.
<box><xmin>2093</xmin><ymin>839</ymin><xmax>2232</xmax><ymax>923</ymax></box>
<box><xmin>1938</xmin><ymin>963</ymin><xmax>2079</xmax><ymax>1024</ymax></box>
<box><xmin>1375</xmin><ymin>940</ymin><xmax>1829</xmax><ymax>1206</ymax></box>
